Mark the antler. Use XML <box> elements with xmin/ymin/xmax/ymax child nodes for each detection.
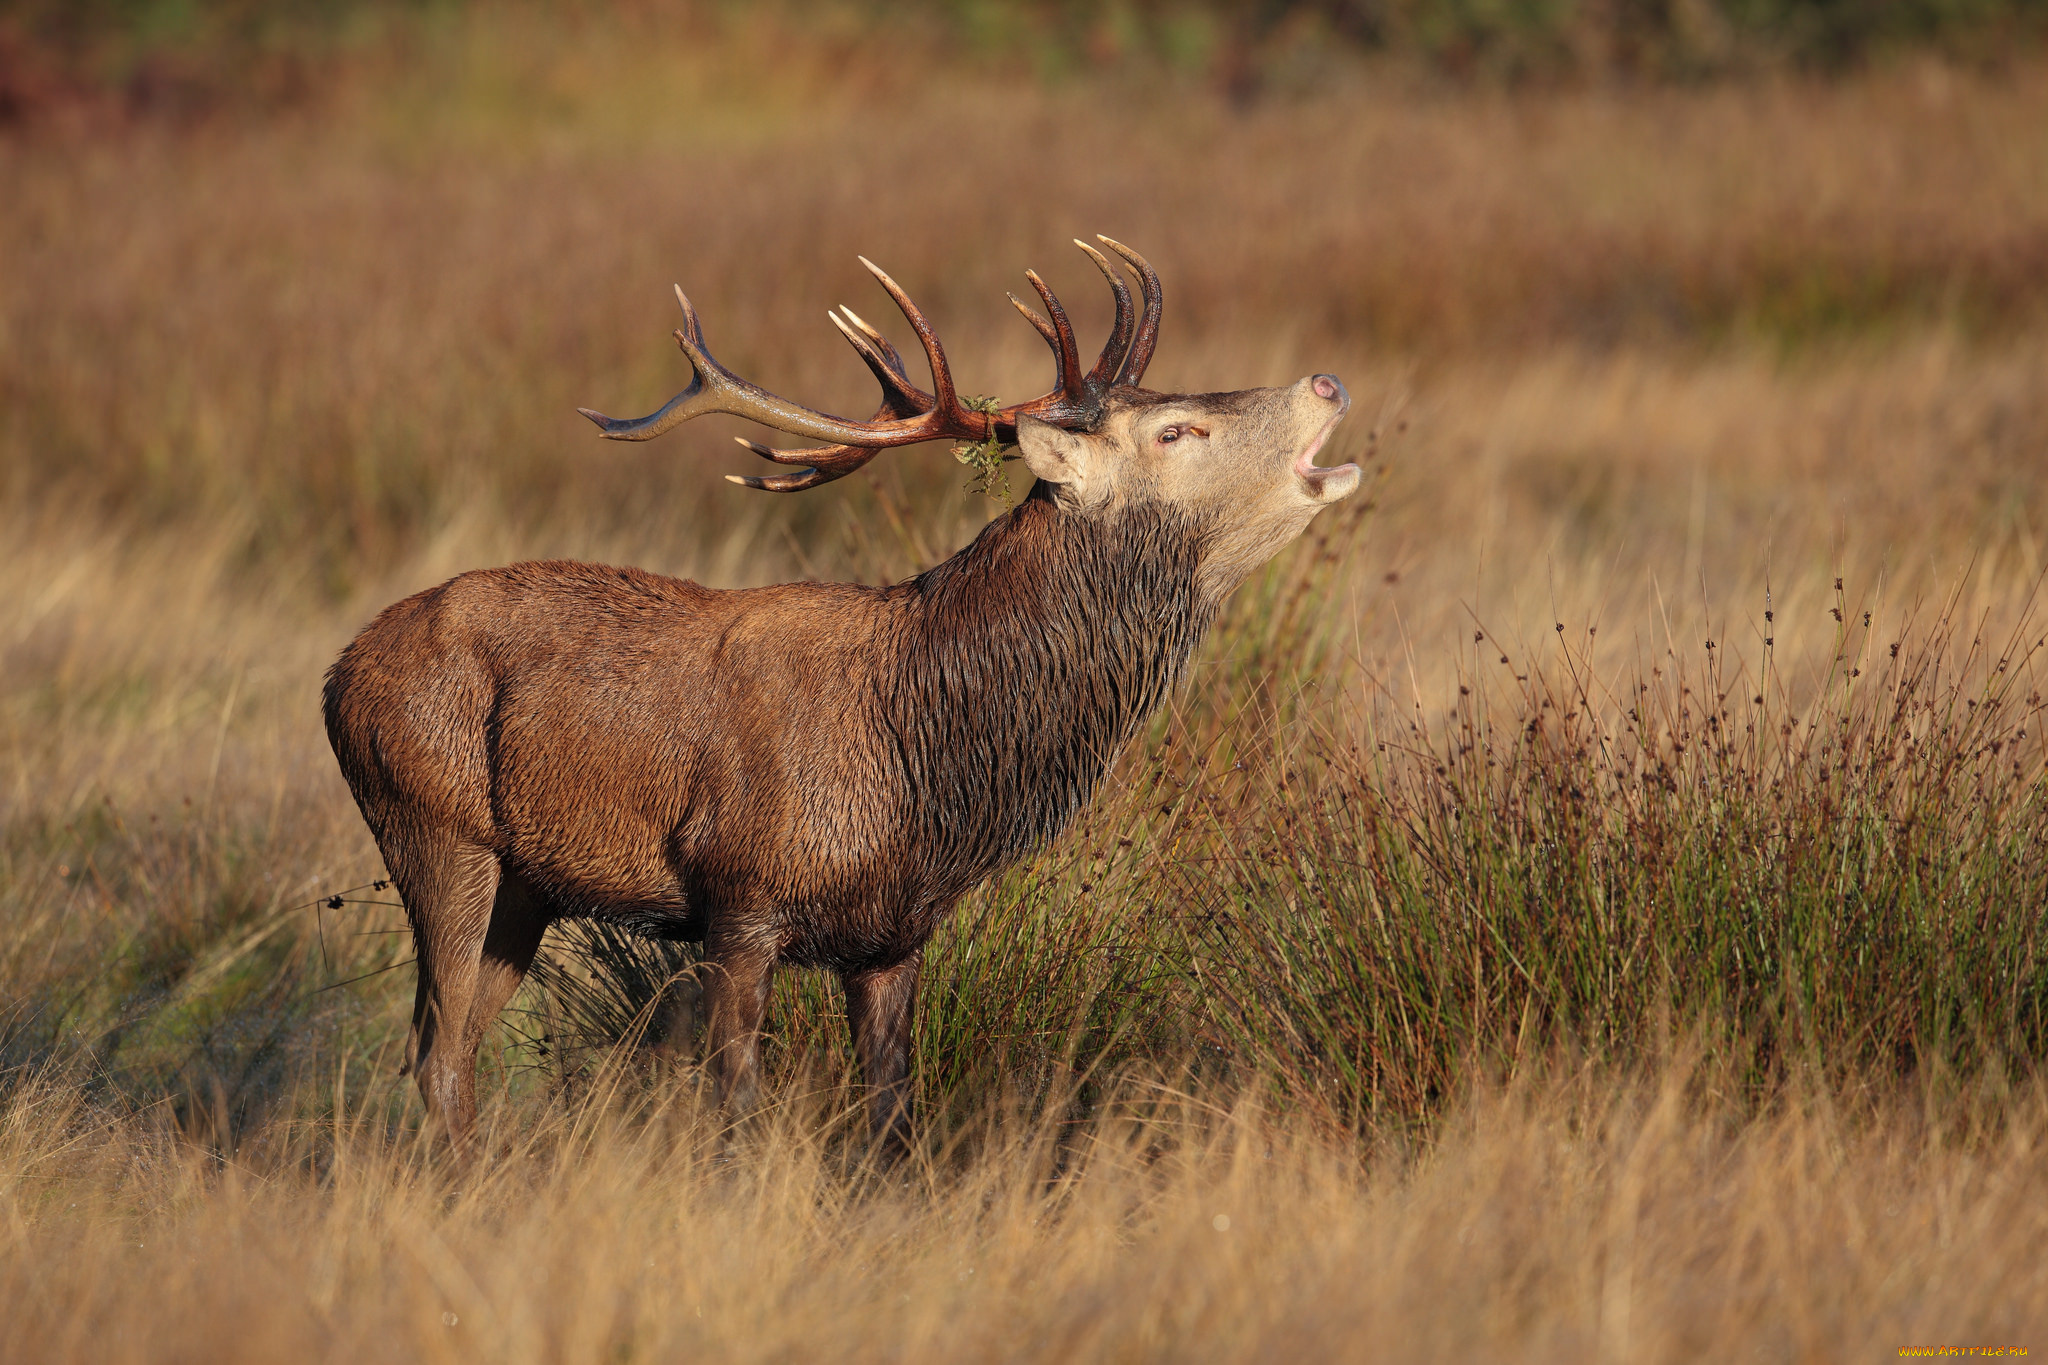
<box><xmin>577</xmin><ymin>236</ymin><xmax>1164</xmax><ymax>492</ymax></box>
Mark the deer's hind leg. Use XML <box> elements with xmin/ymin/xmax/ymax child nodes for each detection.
<box><xmin>384</xmin><ymin>829</ymin><xmax>502</xmax><ymax>1153</ymax></box>
<box><xmin>464</xmin><ymin>870</ymin><xmax>550</xmax><ymax>1054</ymax></box>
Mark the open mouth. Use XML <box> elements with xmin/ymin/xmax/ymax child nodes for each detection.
<box><xmin>1293</xmin><ymin>410</ymin><xmax>1359</xmax><ymax>497</ymax></box>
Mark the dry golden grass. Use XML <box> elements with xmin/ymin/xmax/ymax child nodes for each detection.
<box><xmin>4</xmin><ymin>18</ymin><xmax>2047</xmax><ymax>1360</ymax></box>
<box><xmin>5</xmin><ymin>1059</ymin><xmax>2045</xmax><ymax>1363</ymax></box>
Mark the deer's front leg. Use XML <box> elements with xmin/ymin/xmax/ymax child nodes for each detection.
<box><xmin>843</xmin><ymin>951</ymin><xmax>921</xmax><ymax>1162</ymax></box>
<box><xmin>703</xmin><ymin>929</ymin><xmax>776</xmax><ymax>1121</ymax></box>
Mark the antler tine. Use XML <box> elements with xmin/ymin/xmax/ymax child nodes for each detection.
<box><xmin>829</xmin><ymin>309</ymin><xmax>930</xmax><ymax>413</ymax></box>
<box><xmin>1096</xmin><ymin>236</ymin><xmax>1163</xmax><ymax>387</ymax></box>
<box><xmin>734</xmin><ymin>429</ymin><xmax>877</xmax><ymax>471</ymax></box>
<box><xmin>726</xmin><ymin>462</ymin><xmax>856</xmax><ymax>492</ymax></box>
<box><xmin>1007</xmin><ymin>292</ymin><xmax>1058</xmax><ymax>344</ymax></box>
<box><xmin>1020</xmin><ymin>269</ymin><xmax>1084</xmax><ymax>402</ymax></box>
<box><xmin>858</xmin><ymin>256</ymin><xmax>966</xmax><ymax>424</ymax></box>
<box><xmin>1007</xmin><ymin>290</ymin><xmax>1074</xmax><ymax>399</ymax></box>
<box><xmin>836</xmin><ymin>305</ymin><xmax>912</xmax><ymax>380</ymax></box>
<box><xmin>1074</xmin><ymin>239</ymin><xmax>1136</xmax><ymax>389</ymax></box>
<box><xmin>673</xmin><ymin>283</ymin><xmax>706</xmax><ymax>347</ymax></box>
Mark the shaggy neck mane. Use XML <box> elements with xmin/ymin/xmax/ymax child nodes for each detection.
<box><xmin>884</xmin><ymin>488</ymin><xmax>1213</xmax><ymax>901</ymax></box>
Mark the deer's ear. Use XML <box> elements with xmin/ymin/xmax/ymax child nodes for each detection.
<box><xmin>1015</xmin><ymin>415</ymin><xmax>1105</xmax><ymax>499</ymax></box>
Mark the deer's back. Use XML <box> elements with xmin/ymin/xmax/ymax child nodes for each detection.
<box><xmin>324</xmin><ymin>560</ymin><xmax>912</xmax><ymax>944</ymax></box>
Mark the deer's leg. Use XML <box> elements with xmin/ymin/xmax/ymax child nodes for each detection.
<box><xmin>463</xmin><ymin>869</ymin><xmax>551</xmax><ymax>1057</ymax></box>
<box><xmin>702</xmin><ymin>928</ymin><xmax>777</xmax><ymax>1121</ymax></box>
<box><xmin>386</xmin><ymin>832</ymin><xmax>501</xmax><ymax>1153</ymax></box>
<box><xmin>843</xmin><ymin>952</ymin><xmax>921</xmax><ymax>1162</ymax></box>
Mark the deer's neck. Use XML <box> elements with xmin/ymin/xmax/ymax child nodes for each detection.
<box><xmin>887</xmin><ymin>490</ymin><xmax>1213</xmax><ymax>899</ymax></box>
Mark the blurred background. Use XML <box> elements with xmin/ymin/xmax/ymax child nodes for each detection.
<box><xmin>3</xmin><ymin>0</ymin><xmax>2047</xmax><ymax>1134</ymax></box>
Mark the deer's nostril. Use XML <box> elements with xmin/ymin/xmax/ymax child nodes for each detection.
<box><xmin>1312</xmin><ymin>374</ymin><xmax>1345</xmax><ymax>402</ymax></box>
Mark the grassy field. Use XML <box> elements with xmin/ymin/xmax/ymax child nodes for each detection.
<box><xmin>4</xmin><ymin>10</ymin><xmax>2048</xmax><ymax>1359</ymax></box>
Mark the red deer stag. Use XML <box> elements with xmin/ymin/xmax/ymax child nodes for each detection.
<box><xmin>323</xmin><ymin>237</ymin><xmax>1359</xmax><ymax>1158</ymax></box>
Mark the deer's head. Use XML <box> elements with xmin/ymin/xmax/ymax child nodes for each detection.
<box><xmin>581</xmin><ymin>237</ymin><xmax>1359</xmax><ymax>597</ymax></box>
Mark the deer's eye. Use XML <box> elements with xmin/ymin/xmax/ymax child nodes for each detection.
<box><xmin>1158</xmin><ymin>426</ymin><xmax>1181</xmax><ymax>444</ymax></box>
